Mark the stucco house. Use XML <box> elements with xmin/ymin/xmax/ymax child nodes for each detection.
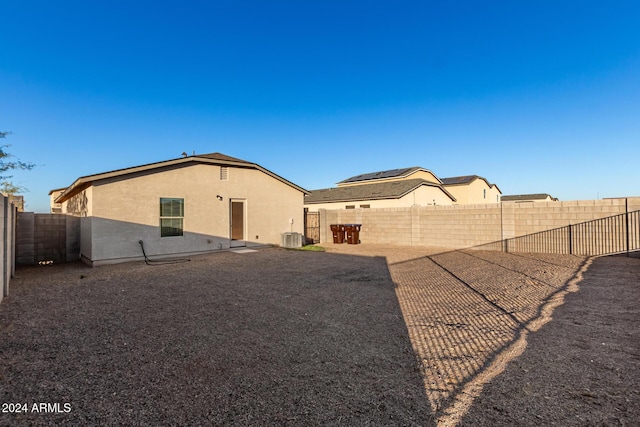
<box><xmin>440</xmin><ymin>175</ymin><xmax>502</xmax><ymax>204</ymax></box>
<box><xmin>305</xmin><ymin>166</ymin><xmax>501</xmax><ymax>211</ymax></box>
<box><xmin>48</xmin><ymin>188</ymin><xmax>66</xmax><ymax>213</ymax></box>
<box><xmin>54</xmin><ymin>153</ymin><xmax>308</xmax><ymax>266</ymax></box>
<box><xmin>304</xmin><ymin>179</ymin><xmax>456</xmax><ymax>210</ymax></box>
<box><xmin>305</xmin><ymin>167</ymin><xmax>456</xmax><ymax>211</ymax></box>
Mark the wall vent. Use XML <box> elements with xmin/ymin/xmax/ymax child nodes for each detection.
<box><xmin>220</xmin><ymin>166</ymin><xmax>229</xmax><ymax>181</ymax></box>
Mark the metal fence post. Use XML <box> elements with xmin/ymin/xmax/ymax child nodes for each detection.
<box><xmin>568</xmin><ymin>224</ymin><xmax>573</xmax><ymax>255</ymax></box>
<box><xmin>626</xmin><ymin>198</ymin><xmax>630</xmax><ymax>257</ymax></box>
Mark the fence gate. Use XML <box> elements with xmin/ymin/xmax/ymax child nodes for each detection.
<box><xmin>304</xmin><ymin>209</ymin><xmax>320</xmax><ymax>244</ymax></box>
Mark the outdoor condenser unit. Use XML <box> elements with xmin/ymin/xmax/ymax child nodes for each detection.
<box><xmin>281</xmin><ymin>232</ymin><xmax>304</xmax><ymax>248</ymax></box>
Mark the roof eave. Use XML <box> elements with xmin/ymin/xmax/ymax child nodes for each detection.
<box><xmin>56</xmin><ymin>155</ymin><xmax>308</xmax><ymax>204</ymax></box>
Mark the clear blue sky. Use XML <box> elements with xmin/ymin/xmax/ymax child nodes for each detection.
<box><xmin>2</xmin><ymin>1</ymin><xmax>639</xmax><ymax>212</ymax></box>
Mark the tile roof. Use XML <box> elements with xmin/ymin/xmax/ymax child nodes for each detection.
<box><xmin>305</xmin><ymin>179</ymin><xmax>455</xmax><ymax>204</ymax></box>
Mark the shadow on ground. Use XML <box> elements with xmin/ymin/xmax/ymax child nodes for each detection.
<box><xmin>322</xmin><ymin>243</ymin><xmax>637</xmax><ymax>425</ymax></box>
<box><xmin>388</xmin><ymin>249</ymin><xmax>591</xmax><ymax>426</ymax></box>
<box><xmin>2</xmin><ymin>245</ymin><xmax>638</xmax><ymax>426</ymax></box>
<box><xmin>457</xmin><ymin>253</ymin><xmax>640</xmax><ymax>426</ymax></box>
<box><xmin>0</xmin><ymin>248</ymin><xmax>433</xmax><ymax>426</ymax></box>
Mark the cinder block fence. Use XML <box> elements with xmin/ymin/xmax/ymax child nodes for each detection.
<box><xmin>319</xmin><ymin>197</ymin><xmax>640</xmax><ymax>251</ymax></box>
<box><xmin>16</xmin><ymin>213</ymin><xmax>80</xmax><ymax>266</ymax></box>
<box><xmin>0</xmin><ymin>196</ymin><xmax>18</xmax><ymax>303</ymax></box>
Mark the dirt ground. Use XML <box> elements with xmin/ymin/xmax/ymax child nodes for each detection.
<box><xmin>325</xmin><ymin>244</ymin><xmax>640</xmax><ymax>426</ymax></box>
<box><xmin>0</xmin><ymin>245</ymin><xmax>638</xmax><ymax>426</ymax></box>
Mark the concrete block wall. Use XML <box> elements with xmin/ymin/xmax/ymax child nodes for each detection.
<box><xmin>362</xmin><ymin>208</ymin><xmax>413</xmax><ymax>245</ymax></box>
<box><xmin>320</xmin><ymin>204</ymin><xmax>503</xmax><ymax>248</ymax></box>
<box><xmin>320</xmin><ymin>197</ymin><xmax>640</xmax><ymax>250</ymax></box>
<box><xmin>34</xmin><ymin>215</ymin><xmax>66</xmax><ymax>263</ymax></box>
<box><xmin>16</xmin><ymin>213</ymin><xmax>81</xmax><ymax>265</ymax></box>
<box><xmin>66</xmin><ymin>215</ymin><xmax>81</xmax><ymax>262</ymax></box>
<box><xmin>16</xmin><ymin>212</ymin><xmax>35</xmax><ymax>265</ymax></box>
<box><xmin>1</xmin><ymin>196</ymin><xmax>17</xmax><ymax>303</ymax></box>
<box><xmin>415</xmin><ymin>204</ymin><xmax>502</xmax><ymax>248</ymax></box>
<box><xmin>509</xmin><ymin>198</ymin><xmax>640</xmax><ymax>237</ymax></box>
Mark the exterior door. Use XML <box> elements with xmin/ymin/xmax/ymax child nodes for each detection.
<box><xmin>230</xmin><ymin>200</ymin><xmax>245</xmax><ymax>247</ymax></box>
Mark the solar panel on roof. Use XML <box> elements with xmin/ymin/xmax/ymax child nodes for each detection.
<box><xmin>343</xmin><ymin>167</ymin><xmax>417</xmax><ymax>182</ymax></box>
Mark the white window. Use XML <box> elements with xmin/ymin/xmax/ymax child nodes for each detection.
<box><xmin>160</xmin><ymin>198</ymin><xmax>184</xmax><ymax>237</ymax></box>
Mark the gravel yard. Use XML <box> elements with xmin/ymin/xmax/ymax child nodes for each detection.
<box><xmin>1</xmin><ymin>245</ymin><xmax>638</xmax><ymax>426</ymax></box>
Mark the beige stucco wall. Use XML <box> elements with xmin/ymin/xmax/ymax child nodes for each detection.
<box><xmin>320</xmin><ymin>197</ymin><xmax>640</xmax><ymax>250</ymax></box>
<box><xmin>49</xmin><ymin>189</ymin><xmax>65</xmax><ymax>212</ymax></box>
<box><xmin>63</xmin><ymin>164</ymin><xmax>304</xmax><ymax>265</ymax></box>
<box><xmin>305</xmin><ymin>185</ymin><xmax>454</xmax><ymax>212</ymax></box>
<box><xmin>445</xmin><ymin>179</ymin><xmax>501</xmax><ymax>205</ymax></box>
<box><xmin>336</xmin><ymin>170</ymin><xmax>440</xmax><ymax>187</ymax></box>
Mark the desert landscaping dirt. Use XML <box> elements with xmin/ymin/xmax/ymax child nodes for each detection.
<box><xmin>0</xmin><ymin>245</ymin><xmax>638</xmax><ymax>426</ymax></box>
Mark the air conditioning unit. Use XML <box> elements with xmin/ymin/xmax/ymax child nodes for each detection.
<box><xmin>281</xmin><ymin>232</ymin><xmax>304</xmax><ymax>248</ymax></box>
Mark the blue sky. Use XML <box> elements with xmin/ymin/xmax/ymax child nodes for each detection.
<box><xmin>2</xmin><ymin>1</ymin><xmax>639</xmax><ymax>212</ymax></box>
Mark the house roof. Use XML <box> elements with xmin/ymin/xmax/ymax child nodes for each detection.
<box><xmin>305</xmin><ymin>179</ymin><xmax>456</xmax><ymax>204</ymax></box>
<box><xmin>441</xmin><ymin>174</ymin><xmax>502</xmax><ymax>193</ymax></box>
<box><xmin>441</xmin><ymin>175</ymin><xmax>481</xmax><ymax>185</ymax></box>
<box><xmin>48</xmin><ymin>187</ymin><xmax>67</xmax><ymax>195</ymax></box>
<box><xmin>195</xmin><ymin>152</ymin><xmax>251</xmax><ymax>163</ymax></box>
<box><xmin>337</xmin><ymin>166</ymin><xmax>441</xmax><ymax>185</ymax></box>
<box><xmin>501</xmin><ymin>193</ymin><xmax>557</xmax><ymax>202</ymax></box>
<box><xmin>55</xmin><ymin>152</ymin><xmax>308</xmax><ymax>203</ymax></box>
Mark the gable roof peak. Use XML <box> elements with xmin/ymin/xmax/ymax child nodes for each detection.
<box><xmin>55</xmin><ymin>151</ymin><xmax>307</xmax><ymax>204</ymax></box>
<box><xmin>195</xmin><ymin>152</ymin><xmax>252</xmax><ymax>164</ymax></box>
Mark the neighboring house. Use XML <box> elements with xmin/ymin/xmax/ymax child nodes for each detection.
<box><xmin>441</xmin><ymin>175</ymin><xmax>502</xmax><ymax>204</ymax></box>
<box><xmin>54</xmin><ymin>152</ymin><xmax>308</xmax><ymax>266</ymax></box>
<box><xmin>305</xmin><ymin>166</ymin><xmax>501</xmax><ymax>211</ymax></box>
<box><xmin>501</xmin><ymin>193</ymin><xmax>558</xmax><ymax>203</ymax></box>
<box><xmin>5</xmin><ymin>194</ymin><xmax>25</xmax><ymax>212</ymax></box>
<box><xmin>49</xmin><ymin>188</ymin><xmax>66</xmax><ymax>213</ymax></box>
<box><xmin>305</xmin><ymin>179</ymin><xmax>456</xmax><ymax>211</ymax></box>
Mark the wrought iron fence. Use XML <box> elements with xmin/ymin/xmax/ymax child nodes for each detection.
<box><xmin>481</xmin><ymin>210</ymin><xmax>640</xmax><ymax>257</ymax></box>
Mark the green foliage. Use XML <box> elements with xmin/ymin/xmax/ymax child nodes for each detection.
<box><xmin>0</xmin><ymin>131</ymin><xmax>35</xmax><ymax>195</ymax></box>
<box><xmin>297</xmin><ymin>245</ymin><xmax>326</xmax><ymax>252</ymax></box>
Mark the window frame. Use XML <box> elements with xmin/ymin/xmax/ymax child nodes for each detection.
<box><xmin>160</xmin><ymin>197</ymin><xmax>184</xmax><ymax>237</ymax></box>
